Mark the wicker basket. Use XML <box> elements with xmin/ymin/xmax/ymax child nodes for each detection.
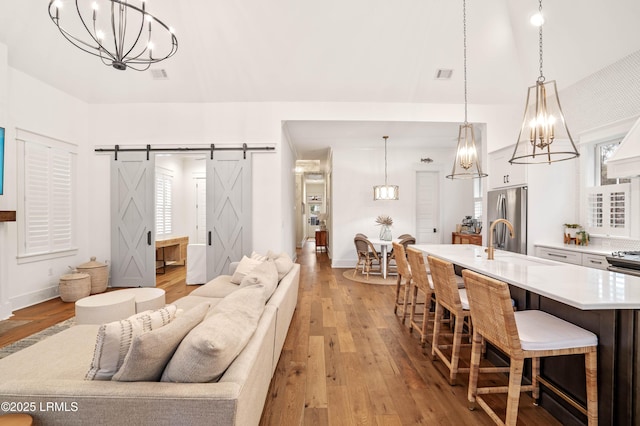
<box><xmin>59</xmin><ymin>273</ymin><xmax>91</xmax><ymax>302</ymax></box>
<box><xmin>76</xmin><ymin>257</ymin><xmax>109</xmax><ymax>294</ymax></box>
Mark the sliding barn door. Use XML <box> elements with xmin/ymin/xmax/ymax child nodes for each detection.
<box><xmin>206</xmin><ymin>152</ymin><xmax>252</xmax><ymax>280</ymax></box>
<box><xmin>111</xmin><ymin>152</ymin><xmax>156</xmax><ymax>287</ymax></box>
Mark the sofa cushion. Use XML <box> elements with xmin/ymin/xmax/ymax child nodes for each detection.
<box><xmin>85</xmin><ymin>305</ymin><xmax>177</xmax><ymax>381</ymax></box>
<box><xmin>230</xmin><ymin>256</ymin><xmax>263</xmax><ymax>284</ymax></box>
<box><xmin>250</xmin><ymin>251</ymin><xmax>268</xmax><ymax>262</ymax></box>
<box><xmin>267</xmin><ymin>251</ymin><xmax>295</xmax><ymax>281</ymax></box>
<box><xmin>112</xmin><ymin>302</ymin><xmax>211</xmax><ymax>382</ymax></box>
<box><xmin>190</xmin><ymin>275</ymin><xmax>239</xmax><ymax>298</ymax></box>
<box><xmin>239</xmin><ymin>259</ymin><xmax>278</xmax><ymax>300</ymax></box>
<box><xmin>161</xmin><ymin>284</ymin><xmax>266</xmax><ymax>383</ymax></box>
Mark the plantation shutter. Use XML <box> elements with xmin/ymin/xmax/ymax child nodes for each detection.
<box><xmin>585</xmin><ymin>183</ymin><xmax>629</xmax><ymax>236</ymax></box>
<box><xmin>155</xmin><ymin>170</ymin><xmax>172</xmax><ymax>236</ymax></box>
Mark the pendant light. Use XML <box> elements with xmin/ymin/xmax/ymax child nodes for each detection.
<box><xmin>447</xmin><ymin>0</ymin><xmax>487</xmax><ymax>180</ymax></box>
<box><xmin>509</xmin><ymin>0</ymin><xmax>578</xmax><ymax>164</ymax></box>
<box><xmin>373</xmin><ymin>136</ymin><xmax>399</xmax><ymax>200</ymax></box>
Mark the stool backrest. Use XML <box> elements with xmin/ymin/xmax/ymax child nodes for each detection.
<box><xmin>427</xmin><ymin>255</ymin><xmax>463</xmax><ymax>312</ymax></box>
<box><xmin>406</xmin><ymin>248</ymin><xmax>431</xmax><ymax>294</ymax></box>
<box><xmin>462</xmin><ymin>269</ymin><xmax>522</xmax><ymax>354</ymax></box>
<box><xmin>393</xmin><ymin>242</ymin><xmax>411</xmax><ymax>279</ymax></box>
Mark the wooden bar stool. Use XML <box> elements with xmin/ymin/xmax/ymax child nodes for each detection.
<box><xmin>406</xmin><ymin>247</ymin><xmax>434</xmax><ymax>345</ymax></box>
<box><xmin>462</xmin><ymin>269</ymin><xmax>598</xmax><ymax>426</ymax></box>
<box><xmin>392</xmin><ymin>242</ymin><xmax>414</xmax><ymax>322</ymax></box>
<box><xmin>427</xmin><ymin>255</ymin><xmax>474</xmax><ymax>385</ymax></box>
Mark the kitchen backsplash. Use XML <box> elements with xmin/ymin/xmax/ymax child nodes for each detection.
<box><xmin>589</xmin><ymin>236</ymin><xmax>640</xmax><ymax>252</ymax></box>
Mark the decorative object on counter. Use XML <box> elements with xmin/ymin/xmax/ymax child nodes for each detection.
<box><xmin>563</xmin><ymin>223</ymin><xmax>582</xmax><ymax>244</ymax></box>
<box><xmin>76</xmin><ymin>257</ymin><xmax>109</xmax><ymax>294</ymax></box>
<box><xmin>375</xmin><ymin>215</ymin><xmax>393</xmax><ymax>241</ymax></box>
<box><xmin>48</xmin><ymin>0</ymin><xmax>178</xmax><ymax>72</ymax></box>
<box><xmin>446</xmin><ymin>0</ymin><xmax>487</xmax><ymax>180</ymax></box>
<box><xmin>576</xmin><ymin>230</ymin><xmax>590</xmax><ymax>246</ymax></box>
<box><xmin>59</xmin><ymin>271</ymin><xmax>91</xmax><ymax>302</ymax></box>
<box><xmin>373</xmin><ymin>136</ymin><xmax>399</xmax><ymax>200</ymax></box>
<box><xmin>510</xmin><ymin>0</ymin><xmax>579</xmax><ymax>165</ymax></box>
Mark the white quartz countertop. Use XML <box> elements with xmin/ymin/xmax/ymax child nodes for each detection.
<box><xmin>412</xmin><ymin>244</ymin><xmax>640</xmax><ymax>310</ymax></box>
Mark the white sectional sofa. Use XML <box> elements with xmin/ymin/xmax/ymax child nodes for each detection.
<box><xmin>0</xmin><ymin>257</ymin><xmax>300</xmax><ymax>426</ymax></box>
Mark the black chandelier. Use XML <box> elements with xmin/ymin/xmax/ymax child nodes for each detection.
<box><xmin>48</xmin><ymin>0</ymin><xmax>178</xmax><ymax>71</ymax></box>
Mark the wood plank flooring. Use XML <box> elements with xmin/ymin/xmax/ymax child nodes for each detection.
<box><xmin>0</xmin><ymin>246</ymin><xmax>560</xmax><ymax>425</ymax></box>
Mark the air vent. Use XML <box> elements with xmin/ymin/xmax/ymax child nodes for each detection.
<box><xmin>435</xmin><ymin>69</ymin><xmax>453</xmax><ymax>80</ymax></box>
<box><xmin>150</xmin><ymin>69</ymin><xmax>169</xmax><ymax>80</ymax></box>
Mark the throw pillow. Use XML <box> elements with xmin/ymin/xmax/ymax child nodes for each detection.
<box><xmin>112</xmin><ymin>302</ymin><xmax>211</xmax><ymax>382</ymax></box>
<box><xmin>266</xmin><ymin>250</ymin><xmax>295</xmax><ymax>281</ymax></box>
<box><xmin>160</xmin><ymin>284</ymin><xmax>267</xmax><ymax>383</ymax></box>
<box><xmin>250</xmin><ymin>251</ymin><xmax>268</xmax><ymax>262</ymax></box>
<box><xmin>239</xmin><ymin>259</ymin><xmax>278</xmax><ymax>300</ymax></box>
<box><xmin>230</xmin><ymin>255</ymin><xmax>263</xmax><ymax>284</ymax></box>
<box><xmin>85</xmin><ymin>304</ymin><xmax>177</xmax><ymax>381</ymax></box>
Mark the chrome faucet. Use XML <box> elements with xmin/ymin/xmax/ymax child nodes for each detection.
<box><xmin>486</xmin><ymin>219</ymin><xmax>515</xmax><ymax>260</ymax></box>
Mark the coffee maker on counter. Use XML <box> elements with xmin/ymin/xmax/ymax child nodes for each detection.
<box><xmin>460</xmin><ymin>216</ymin><xmax>482</xmax><ymax>234</ymax></box>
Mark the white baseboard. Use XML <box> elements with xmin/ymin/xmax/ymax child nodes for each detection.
<box><xmin>10</xmin><ymin>285</ymin><xmax>60</xmax><ymax>312</ymax></box>
<box><xmin>0</xmin><ymin>302</ymin><xmax>13</xmax><ymax>320</ymax></box>
<box><xmin>331</xmin><ymin>259</ymin><xmax>357</xmax><ymax>268</ymax></box>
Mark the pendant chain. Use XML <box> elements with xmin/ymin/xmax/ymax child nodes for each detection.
<box><xmin>538</xmin><ymin>0</ymin><xmax>545</xmax><ymax>82</ymax></box>
<box><xmin>463</xmin><ymin>0</ymin><xmax>468</xmax><ymax>123</ymax></box>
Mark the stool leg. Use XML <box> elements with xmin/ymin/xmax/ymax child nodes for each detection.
<box><xmin>402</xmin><ymin>279</ymin><xmax>412</xmax><ymax>323</ymax></box>
<box><xmin>467</xmin><ymin>329</ymin><xmax>482</xmax><ymax>410</ymax></box>
<box><xmin>409</xmin><ymin>285</ymin><xmax>418</xmax><ymax>332</ymax></box>
<box><xmin>531</xmin><ymin>357</ymin><xmax>540</xmax><ymax>404</ymax></box>
<box><xmin>585</xmin><ymin>350</ymin><xmax>598</xmax><ymax>426</ymax></box>
<box><xmin>394</xmin><ymin>274</ymin><xmax>402</xmax><ymax>314</ymax></box>
<box><xmin>431</xmin><ymin>303</ymin><xmax>443</xmax><ymax>361</ymax></box>
<box><xmin>449</xmin><ymin>312</ymin><xmax>464</xmax><ymax>385</ymax></box>
<box><xmin>505</xmin><ymin>357</ymin><xmax>524</xmax><ymax>426</ymax></box>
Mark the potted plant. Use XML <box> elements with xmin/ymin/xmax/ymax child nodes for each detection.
<box><xmin>563</xmin><ymin>223</ymin><xmax>582</xmax><ymax>238</ymax></box>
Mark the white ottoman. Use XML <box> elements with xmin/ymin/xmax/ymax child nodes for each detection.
<box><xmin>118</xmin><ymin>288</ymin><xmax>166</xmax><ymax>312</ymax></box>
<box><xmin>75</xmin><ymin>292</ymin><xmax>136</xmax><ymax>325</ymax></box>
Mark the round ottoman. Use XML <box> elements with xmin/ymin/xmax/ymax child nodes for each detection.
<box><xmin>118</xmin><ymin>288</ymin><xmax>166</xmax><ymax>312</ymax></box>
<box><xmin>75</xmin><ymin>292</ymin><xmax>136</xmax><ymax>325</ymax></box>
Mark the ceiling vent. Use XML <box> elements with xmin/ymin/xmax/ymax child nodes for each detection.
<box><xmin>150</xmin><ymin>69</ymin><xmax>169</xmax><ymax>80</ymax></box>
<box><xmin>435</xmin><ymin>69</ymin><xmax>453</xmax><ymax>80</ymax></box>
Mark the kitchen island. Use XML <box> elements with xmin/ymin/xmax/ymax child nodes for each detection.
<box><xmin>413</xmin><ymin>244</ymin><xmax>640</xmax><ymax>426</ymax></box>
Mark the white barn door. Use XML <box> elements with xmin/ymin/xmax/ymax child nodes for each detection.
<box><xmin>416</xmin><ymin>171</ymin><xmax>440</xmax><ymax>244</ymax></box>
<box><xmin>111</xmin><ymin>152</ymin><xmax>156</xmax><ymax>287</ymax></box>
<box><xmin>206</xmin><ymin>152</ymin><xmax>252</xmax><ymax>280</ymax></box>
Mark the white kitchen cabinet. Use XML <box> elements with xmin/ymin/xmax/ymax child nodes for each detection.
<box><xmin>535</xmin><ymin>247</ymin><xmax>582</xmax><ymax>265</ymax></box>
<box><xmin>582</xmin><ymin>254</ymin><xmax>610</xmax><ymax>270</ymax></box>
<box><xmin>489</xmin><ymin>145</ymin><xmax>527</xmax><ymax>189</ymax></box>
<box><xmin>535</xmin><ymin>246</ymin><xmax>610</xmax><ymax>270</ymax></box>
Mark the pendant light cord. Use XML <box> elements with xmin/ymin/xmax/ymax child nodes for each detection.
<box><xmin>463</xmin><ymin>0</ymin><xmax>468</xmax><ymax>124</ymax></box>
<box><xmin>383</xmin><ymin>136</ymin><xmax>389</xmax><ymax>186</ymax></box>
<box><xmin>538</xmin><ymin>0</ymin><xmax>545</xmax><ymax>82</ymax></box>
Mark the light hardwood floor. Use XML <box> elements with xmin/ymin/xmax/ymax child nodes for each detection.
<box><xmin>0</xmin><ymin>246</ymin><xmax>560</xmax><ymax>425</ymax></box>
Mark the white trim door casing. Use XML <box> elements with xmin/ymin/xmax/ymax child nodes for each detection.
<box><xmin>206</xmin><ymin>152</ymin><xmax>252</xmax><ymax>280</ymax></box>
<box><xmin>111</xmin><ymin>152</ymin><xmax>156</xmax><ymax>287</ymax></box>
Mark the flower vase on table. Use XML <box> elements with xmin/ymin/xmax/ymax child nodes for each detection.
<box><xmin>375</xmin><ymin>215</ymin><xmax>393</xmax><ymax>241</ymax></box>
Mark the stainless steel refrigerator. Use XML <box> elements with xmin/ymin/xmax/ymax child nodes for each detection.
<box><xmin>486</xmin><ymin>186</ymin><xmax>527</xmax><ymax>254</ymax></box>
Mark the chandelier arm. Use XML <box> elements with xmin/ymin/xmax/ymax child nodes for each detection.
<box><xmin>69</xmin><ymin>1</ymin><xmax>115</xmax><ymax>60</ymax></box>
<box><xmin>119</xmin><ymin>4</ymin><xmax>150</xmax><ymax>63</ymax></box>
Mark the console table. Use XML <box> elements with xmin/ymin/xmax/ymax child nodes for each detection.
<box><xmin>315</xmin><ymin>230</ymin><xmax>327</xmax><ymax>253</ymax></box>
<box><xmin>451</xmin><ymin>232</ymin><xmax>482</xmax><ymax>246</ymax></box>
<box><xmin>156</xmin><ymin>236</ymin><xmax>188</xmax><ymax>273</ymax></box>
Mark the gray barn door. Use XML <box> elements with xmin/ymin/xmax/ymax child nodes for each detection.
<box><xmin>111</xmin><ymin>152</ymin><xmax>156</xmax><ymax>287</ymax></box>
<box><xmin>206</xmin><ymin>152</ymin><xmax>252</xmax><ymax>280</ymax></box>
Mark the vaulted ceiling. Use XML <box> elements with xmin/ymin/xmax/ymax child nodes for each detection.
<box><xmin>0</xmin><ymin>1</ymin><xmax>639</xmax><ymax>161</ymax></box>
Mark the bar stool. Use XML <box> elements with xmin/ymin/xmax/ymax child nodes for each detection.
<box><xmin>427</xmin><ymin>255</ymin><xmax>475</xmax><ymax>385</ymax></box>
<box><xmin>462</xmin><ymin>269</ymin><xmax>598</xmax><ymax>426</ymax></box>
<box><xmin>392</xmin><ymin>242</ymin><xmax>414</xmax><ymax>322</ymax></box>
<box><xmin>406</xmin><ymin>247</ymin><xmax>434</xmax><ymax>345</ymax></box>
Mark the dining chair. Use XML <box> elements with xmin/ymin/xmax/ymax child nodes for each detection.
<box><xmin>388</xmin><ymin>235</ymin><xmax>416</xmax><ymax>274</ymax></box>
<box><xmin>353</xmin><ymin>236</ymin><xmax>383</xmax><ymax>279</ymax></box>
<box><xmin>463</xmin><ymin>269</ymin><xmax>598</xmax><ymax>426</ymax></box>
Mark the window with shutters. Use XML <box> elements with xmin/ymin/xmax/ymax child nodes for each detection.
<box><xmin>584</xmin><ymin>139</ymin><xmax>630</xmax><ymax>237</ymax></box>
<box><xmin>17</xmin><ymin>130</ymin><xmax>77</xmax><ymax>261</ymax></box>
<box><xmin>155</xmin><ymin>169</ymin><xmax>173</xmax><ymax>236</ymax></box>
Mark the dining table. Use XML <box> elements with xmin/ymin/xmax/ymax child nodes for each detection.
<box><xmin>367</xmin><ymin>237</ymin><xmax>399</xmax><ymax>279</ymax></box>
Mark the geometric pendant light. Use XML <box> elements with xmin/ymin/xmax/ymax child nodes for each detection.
<box><xmin>509</xmin><ymin>0</ymin><xmax>579</xmax><ymax>164</ymax></box>
<box><xmin>447</xmin><ymin>0</ymin><xmax>488</xmax><ymax>180</ymax></box>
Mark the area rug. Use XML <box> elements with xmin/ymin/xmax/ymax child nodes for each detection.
<box><xmin>0</xmin><ymin>317</ymin><xmax>76</xmax><ymax>360</ymax></box>
<box><xmin>342</xmin><ymin>269</ymin><xmax>397</xmax><ymax>285</ymax></box>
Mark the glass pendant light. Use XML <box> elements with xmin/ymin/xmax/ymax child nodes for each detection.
<box><xmin>447</xmin><ymin>0</ymin><xmax>487</xmax><ymax>180</ymax></box>
<box><xmin>373</xmin><ymin>136</ymin><xmax>399</xmax><ymax>200</ymax></box>
<box><xmin>509</xmin><ymin>0</ymin><xmax>578</xmax><ymax>164</ymax></box>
